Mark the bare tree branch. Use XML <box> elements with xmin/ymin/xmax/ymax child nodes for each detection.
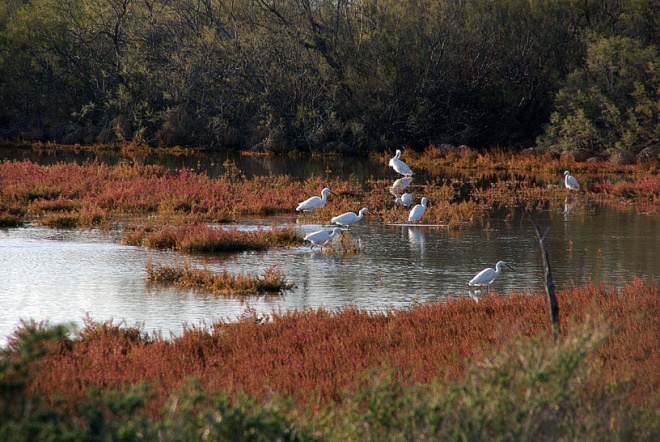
<box><xmin>527</xmin><ymin>210</ymin><xmax>561</xmax><ymax>342</ymax></box>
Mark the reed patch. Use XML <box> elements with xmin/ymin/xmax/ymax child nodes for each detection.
<box><xmin>1</xmin><ymin>151</ymin><xmax>658</xmax><ymax>234</ymax></box>
<box><xmin>145</xmin><ymin>261</ymin><xmax>294</xmax><ymax>296</ymax></box>
<box><xmin>125</xmin><ymin>223</ymin><xmax>303</xmax><ymax>252</ymax></box>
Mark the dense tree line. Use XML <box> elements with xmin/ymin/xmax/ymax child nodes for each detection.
<box><xmin>1</xmin><ymin>0</ymin><xmax>660</xmax><ymax>159</ymax></box>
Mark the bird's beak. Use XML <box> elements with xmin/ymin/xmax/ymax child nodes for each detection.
<box><xmin>506</xmin><ymin>264</ymin><xmax>514</xmax><ymax>270</ymax></box>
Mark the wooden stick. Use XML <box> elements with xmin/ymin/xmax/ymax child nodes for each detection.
<box><xmin>527</xmin><ymin>210</ymin><xmax>561</xmax><ymax>341</ymax></box>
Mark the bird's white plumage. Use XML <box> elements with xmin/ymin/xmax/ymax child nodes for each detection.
<box><xmin>303</xmin><ymin>227</ymin><xmax>342</xmax><ymax>249</ymax></box>
<box><xmin>389</xmin><ymin>150</ymin><xmax>413</xmax><ymax>176</ymax></box>
<box><xmin>469</xmin><ymin>260</ymin><xmax>513</xmax><ymax>290</ymax></box>
<box><xmin>408</xmin><ymin>197</ymin><xmax>428</xmax><ymax>222</ymax></box>
<box><xmin>296</xmin><ymin>187</ymin><xmax>333</xmax><ymax>212</ymax></box>
<box><xmin>396</xmin><ymin>193</ymin><xmax>413</xmax><ymax>207</ymax></box>
<box><xmin>331</xmin><ymin>207</ymin><xmax>369</xmax><ymax>227</ymax></box>
<box><xmin>563</xmin><ymin>170</ymin><xmax>579</xmax><ymax>190</ymax></box>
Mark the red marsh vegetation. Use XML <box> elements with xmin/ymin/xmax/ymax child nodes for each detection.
<box><xmin>1</xmin><ymin>146</ymin><xmax>658</xmax><ymax>235</ymax></box>
<box><xmin>1</xmin><ymin>145</ymin><xmax>658</xmax><ymax>438</ymax></box>
<box><xmin>123</xmin><ymin>222</ymin><xmax>302</xmax><ymax>251</ymax></box>
<box><xmin>12</xmin><ymin>278</ymin><xmax>658</xmax><ymax>417</ymax></box>
<box><xmin>145</xmin><ymin>261</ymin><xmax>294</xmax><ymax>295</ymax></box>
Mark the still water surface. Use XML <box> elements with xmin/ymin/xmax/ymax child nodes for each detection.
<box><xmin>1</xmin><ymin>151</ymin><xmax>658</xmax><ymax>346</ymax></box>
<box><xmin>1</xmin><ymin>204</ymin><xmax>658</xmax><ymax>346</ymax></box>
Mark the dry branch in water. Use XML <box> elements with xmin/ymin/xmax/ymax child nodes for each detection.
<box><xmin>527</xmin><ymin>210</ymin><xmax>560</xmax><ymax>340</ymax></box>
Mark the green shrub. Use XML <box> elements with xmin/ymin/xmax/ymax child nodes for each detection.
<box><xmin>541</xmin><ymin>36</ymin><xmax>660</xmax><ymax>162</ymax></box>
<box><xmin>325</xmin><ymin>323</ymin><xmax>660</xmax><ymax>441</ymax></box>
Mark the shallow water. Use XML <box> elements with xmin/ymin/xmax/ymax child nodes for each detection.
<box><xmin>0</xmin><ymin>147</ymin><xmax>383</xmax><ymax>180</ymax></box>
<box><xmin>1</xmin><ymin>198</ymin><xmax>658</xmax><ymax>346</ymax></box>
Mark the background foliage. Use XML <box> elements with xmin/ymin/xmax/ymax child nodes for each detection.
<box><xmin>1</xmin><ymin>0</ymin><xmax>660</xmax><ymax>158</ymax></box>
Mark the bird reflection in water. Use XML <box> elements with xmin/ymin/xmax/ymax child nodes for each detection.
<box><xmin>469</xmin><ymin>289</ymin><xmax>484</xmax><ymax>303</ymax></box>
<box><xmin>390</xmin><ymin>176</ymin><xmax>413</xmax><ymax>208</ymax></box>
<box><xmin>391</xmin><ymin>176</ymin><xmax>413</xmax><ymax>194</ymax></box>
<box><xmin>407</xmin><ymin>227</ymin><xmax>426</xmax><ymax>257</ymax></box>
<box><xmin>563</xmin><ymin>196</ymin><xmax>577</xmax><ymax>220</ymax></box>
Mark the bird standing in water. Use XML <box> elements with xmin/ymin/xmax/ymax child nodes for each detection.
<box><xmin>331</xmin><ymin>207</ymin><xmax>369</xmax><ymax>228</ymax></box>
<box><xmin>408</xmin><ymin>197</ymin><xmax>428</xmax><ymax>222</ymax></box>
<box><xmin>296</xmin><ymin>188</ymin><xmax>334</xmax><ymax>212</ymax></box>
<box><xmin>468</xmin><ymin>260</ymin><xmax>513</xmax><ymax>292</ymax></box>
<box><xmin>389</xmin><ymin>150</ymin><xmax>413</xmax><ymax>176</ymax></box>
<box><xmin>303</xmin><ymin>227</ymin><xmax>343</xmax><ymax>250</ymax></box>
<box><xmin>563</xmin><ymin>171</ymin><xmax>580</xmax><ymax>191</ymax></box>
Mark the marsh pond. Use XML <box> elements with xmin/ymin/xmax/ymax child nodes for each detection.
<box><xmin>1</xmin><ymin>148</ymin><xmax>658</xmax><ymax>345</ymax></box>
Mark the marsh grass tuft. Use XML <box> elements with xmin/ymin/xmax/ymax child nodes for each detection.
<box><xmin>145</xmin><ymin>261</ymin><xmax>294</xmax><ymax>295</ymax></box>
<box><xmin>0</xmin><ymin>203</ymin><xmax>26</xmax><ymax>227</ymax></box>
<box><xmin>334</xmin><ymin>230</ymin><xmax>366</xmax><ymax>254</ymax></box>
<box><xmin>128</xmin><ymin>223</ymin><xmax>303</xmax><ymax>252</ymax></box>
<box><xmin>1</xmin><ymin>152</ymin><xmax>658</xmax><ymax>233</ymax></box>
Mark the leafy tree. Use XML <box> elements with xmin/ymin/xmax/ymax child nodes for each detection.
<box><xmin>540</xmin><ymin>36</ymin><xmax>660</xmax><ymax>162</ymax></box>
<box><xmin>1</xmin><ymin>0</ymin><xmax>659</xmax><ymax>153</ymax></box>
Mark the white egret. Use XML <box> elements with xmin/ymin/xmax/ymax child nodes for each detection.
<box><xmin>468</xmin><ymin>260</ymin><xmax>513</xmax><ymax>292</ymax></box>
<box><xmin>296</xmin><ymin>187</ymin><xmax>333</xmax><ymax>212</ymax></box>
<box><xmin>389</xmin><ymin>150</ymin><xmax>413</xmax><ymax>176</ymax></box>
<box><xmin>303</xmin><ymin>227</ymin><xmax>343</xmax><ymax>250</ymax></box>
<box><xmin>563</xmin><ymin>170</ymin><xmax>580</xmax><ymax>190</ymax></box>
<box><xmin>331</xmin><ymin>207</ymin><xmax>369</xmax><ymax>228</ymax></box>
<box><xmin>408</xmin><ymin>197</ymin><xmax>428</xmax><ymax>222</ymax></box>
<box><xmin>396</xmin><ymin>193</ymin><xmax>413</xmax><ymax>207</ymax></box>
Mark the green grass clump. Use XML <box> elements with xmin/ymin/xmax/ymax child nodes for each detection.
<box><xmin>323</xmin><ymin>324</ymin><xmax>659</xmax><ymax>441</ymax></box>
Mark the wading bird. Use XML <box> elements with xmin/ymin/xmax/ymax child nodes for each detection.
<box><xmin>296</xmin><ymin>187</ymin><xmax>333</xmax><ymax>212</ymax></box>
<box><xmin>408</xmin><ymin>197</ymin><xmax>428</xmax><ymax>222</ymax></box>
<box><xmin>396</xmin><ymin>193</ymin><xmax>413</xmax><ymax>207</ymax></box>
<box><xmin>331</xmin><ymin>207</ymin><xmax>369</xmax><ymax>228</ymax></box>
<box><xmin>389</xmin><ymin>150</ymin><xmax>413</xmax><ymax>176</ymax></box>
<box><xmin>303</xmin><ymin>227</ymin><xmax>343</xmax><ymax>250</ymax></box>
<box><xmin>563</xmin><ymin>170</ymin><xmax>580</xmax><ymax>191</ymax></box>
<box><xmin>468</xmin><ymin>260</ymin><xmax>513</xmax><ymax>292</ymax></box>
